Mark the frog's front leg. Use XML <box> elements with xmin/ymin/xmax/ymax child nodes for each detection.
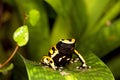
<box><xmin>41</xmin><ymin>56</ymin><xmax>57</xmax><ymax>70</ymax></box>
<box><xmin>73</xmin><ymin>49</ymin><xmax>91</xmax><ymax>69</ymax></box>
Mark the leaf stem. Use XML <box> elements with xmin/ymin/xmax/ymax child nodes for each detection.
<box><xmin>0</xmin><ymin>45</ymin><xmax>19</xmax><ymax>68</ymax></box>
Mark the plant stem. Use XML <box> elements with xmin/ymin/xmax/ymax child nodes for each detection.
<box><xmin>0</xmin><ymin>45</ymin><xmax>19</xmax><ymax>68</ymax></box>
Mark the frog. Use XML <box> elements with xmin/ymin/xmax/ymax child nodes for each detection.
<box><xmin>41</xmin><ymin>38</ymin><xmax>90</xmax><ymax>70</ymax></box>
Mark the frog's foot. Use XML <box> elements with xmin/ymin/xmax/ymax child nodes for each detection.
<box><xmin>76</xmin><ymin>63</ymin><xmax>91</xmax><ymax>70</ymax></box>
<box><xmin>60</xmin><ymin>71</ymin><xmax>70</xmax><ymax>76</ymax></box>
<box><xmin>56</xmin><ymin>66</ymin><xmax>64</xmax><ymax>71</ymax></box>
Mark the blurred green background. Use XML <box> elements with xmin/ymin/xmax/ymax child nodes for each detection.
<box><xmin>0</xmin><ymin>0</ymin><xmax>120</xmax><ymax>80</ymax></box>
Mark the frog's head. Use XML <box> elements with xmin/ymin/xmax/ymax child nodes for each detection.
<box><xmin>56</xmin><ymin>38</ymin><xmax>76</xmax><ymax>49</ymax></box>
<box><xmin>41</xmin><ymin>56</ymin><xmax>57</xmax><ymax>70</ymax></box>
<box><xmin>60</xmin><ymin>38</ymin><xmax>76</xmax><ymax>44</ymax></box>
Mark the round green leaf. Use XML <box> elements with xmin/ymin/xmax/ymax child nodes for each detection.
<box><xmin>29</xmin><ymin>9</ymin><xmax>40</xmax><ymax>26</ymax></box>
<box><xmin>13</xmin><ymin>25</ymin><xmax>29</xmax><ymax>47</ymax></box>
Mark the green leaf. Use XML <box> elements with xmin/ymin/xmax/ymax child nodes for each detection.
<box><xmin>13</xmin><ymin>25</ymin><xmax>29</xmax><ymax>47</ymax></box>
<box><xmin>83</xmin><ymin>0</ymin><xmax>120</xmax><ymax>38</ymax></box>
<box><xmin>0</xmin><ymin>63</ymin><xmax>14</xmax><ymax>80</ymax></box>
<box><xmin>46</xmin><ymin>0</ymin><xmax>88</xmax><ymax>44</ymax></box>
<box><xmin>28</xmin><ymin>9</ymin><xmax>40</xmax><ymax>26</ymax></box>
<box><xmin>45</xmin><ymin>0</ymin><xmax>73</xmax><ymax>45</ymax></box>
<box><xmin>107</xmin><ymin>55</ymin><xmax>120</xmax><ymax>79</ymax></box>
<box><xmin>79</xmin><ymin>19</ymin><xmax>120</xmax><ymax>57</ymax></box>
<box><xmin>14</xmin><ymin>52</ymin><xmax>114</xmax><ymax>80</ymax></box>
<box><xmin>94</xmin><ymin>1</ymin><xmax>120</xmax><ymax>34</ymax></box>
<box><xmin>0</xmin><ymin>63</ymin><xmax>14</xmax><ymax>72</ymax></box>
<box><xmin>12</xmin><ymin>53</ymin><xmax>28</xmax><ymax>80</ymax></box>
<box><xmin>84</xmin><ymin>0</ymin><xmax>110</xmax><ymax>32</ymax></box>
<box><xmin>50</xmin><ymin>16</ymin><xmax>72</xmax><ymax>45</ymax></box>
<box><xmin>88</xmin><ymin>0</ymin><xmax>110</xmax><ymax>24</ymax></box>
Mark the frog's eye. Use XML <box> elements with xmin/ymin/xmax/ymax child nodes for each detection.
<box><xmin>50</xmin><ymin>60</ymin><xmax>53</xmax><ymax>63</ymax></box>
<box><xmin>68</xmin><ymin>39</ymin><xmax>72</xmax><ymax>41</ymax></box>
<box><xmin>46</xmin><ymin>58</ymin><xmax>49</xmax><ymax>61</ymax></box>
<box><xmin>41</xmin><ymin>56</ymin><xmax>50</xmax><ymax>64</ymax></box>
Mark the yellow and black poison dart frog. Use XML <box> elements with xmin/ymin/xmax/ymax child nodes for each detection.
<box><xmin>41</xmin><ymin>39</ymin><xmax>90</xmax><ymax>70</ymax></box>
